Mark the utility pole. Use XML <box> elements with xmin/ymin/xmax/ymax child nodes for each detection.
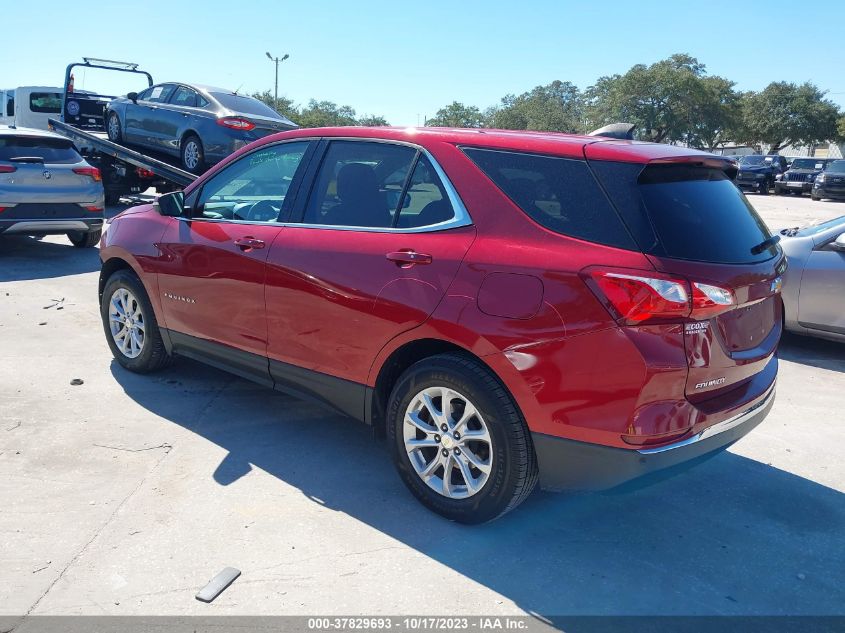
<box><xmin>265</xmin><ymin>51</ymin><xmax>289</xmax><ymax>105</ymax></box>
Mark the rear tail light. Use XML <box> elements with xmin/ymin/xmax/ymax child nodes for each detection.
<box><xmin>217</xmin><ymin>117</ymin><xmax>256</xmax><ymax>131</ymax></box>
<box><xmin>586</xmin><ymin>268</ymin><xmax>735</xmax><ymax>325</ymax></box>
<box><xmin>135</xmin><ymin>167</ymin><xmax>155</xmax><ymax>179</ymax></box>
<box><xmin>0</xmin><ymin>165</ymin><xmax>16</xmax><ymax>173</ymax></box>
<box><xmin>83</xmin><ymin>205</ymin><xmax>103</xmax><ymax>212</ymax></box>
<box><xmin>73</xmin><ymin>167</ymin><xmax>102</xmax><ymax>182</ymax></box>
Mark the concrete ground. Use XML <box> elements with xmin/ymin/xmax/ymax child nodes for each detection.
<box><xmin>0</xmin><ymin>193</ymin><xmax>843</xmax><ymax>620</ymax></box>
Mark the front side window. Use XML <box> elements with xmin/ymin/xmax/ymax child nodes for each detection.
<box><xmin>194</xmin><ymin>141</ymin><xmax>310</xmax><ymax>223</ymax></box>
<box><xmin>303</xmin><ymin>141</ymin><xmax>417</xmax><ymax>228</ymax></box>
<box><xmin>170</xmin><ymin>86</ymin><xmax>198</xmax><ymax>108</ymax></box>
<box><xmin>146</xmin><ymin>84</ymin><xmax>176</xmax><ymax>104</ymax></box>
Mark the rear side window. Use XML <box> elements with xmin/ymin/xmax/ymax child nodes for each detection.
<box><xmin>0</xmin><ymin>137</ymin><xmax>82</xmax><ymax>164</ymax></box>
<box><xmin>462</xmin><ymin>148</ymin><xmax>635</xmax><ymax>249</ymax></box>
<box><xmin>170</xmin><ymin>86</ymin><xmax>198</xmax><ymax>108</ymax></box>
<box><xmin>592</xmin><ymin>162</ymin><xmax>778</xmax><ymax>264</ymax></box>
<box><xmin>28</xmin><ymin>92</ymin><xmax>62</xmax><ymax>114</ymax></box>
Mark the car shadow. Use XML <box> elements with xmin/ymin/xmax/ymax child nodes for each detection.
<box><xmin>779</xmin><ymin>332</ymin><xmax>845</xmax><ymax>373</ymax></box>
<box><xmin>110</xmin><ymin>359</ymin><xmax>845</xmax><ymax>621</ymax></box>
<box><xmin>0</xmin><ymin>235</ymin><xmax>101</xmax><ymax>282</ymax></box>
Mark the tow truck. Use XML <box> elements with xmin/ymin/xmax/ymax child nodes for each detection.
<box><xmin>48</xmin><ymin>58</ymin><xmax>196</xmax><ymax>205</ymax></box>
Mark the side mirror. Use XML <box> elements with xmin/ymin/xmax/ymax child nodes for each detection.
<box><xmin>830</xmin><ymin>232</ymin><xmax>845</xmax><ymax>253</ymax></box>
<box><xmin>155</xmin><ymin>191</ymin><xmax>184</xmax><ymax>217</ymax></box>
<box><xmin>127</xmin><ymin>92</ymin><xmax>138</xmax><ymax>103</ymax></box>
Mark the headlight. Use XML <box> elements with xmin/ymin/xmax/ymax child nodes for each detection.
<box><xmin>775</xmin><ymin>173</ymin><xmax>784</xmax><ymax>180</ymax></box>
<box><xmin>807</xmin><ymin>173</ymin><xmax>816</xmax><ymax>181</ymax></box>
<box><xmin>817</xmin><ymin>173</ymin><xmax>826</xmax><ymax>184</ymax></box>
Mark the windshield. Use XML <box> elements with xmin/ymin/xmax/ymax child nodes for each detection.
<box><xmin>211</xmin><ymin>92</ymin><xmax>287</xmax><ymax>120</ymax></box>
<box><xmin>826</xmin><ymin>160</ymin><xmax>845</xmax><ymax>174</ymax></box>
<box><xmin>29</xmin><ymin>92</ymin><xmax>62</xmax><ymax>114</ymax></box>
<box><xmin>791</xmin><ymin>159</ymin><xmax>826</xmax><ymax>170</ymax></box>
<box><xmin>739</xmin><ymin>155</ymin><xmax>775</xmax><ymax>166</ymax></box>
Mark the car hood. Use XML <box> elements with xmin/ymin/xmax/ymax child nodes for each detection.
<box><xmin>738</xmin><ymin>164</ymin><xmax>774</xmax><ymax>173</ymax></box>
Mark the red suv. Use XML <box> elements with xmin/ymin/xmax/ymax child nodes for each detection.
<box><xmin>99</xmin><ymin>127</ymin><xmax>783</xmax><ymax>523</ymax></box>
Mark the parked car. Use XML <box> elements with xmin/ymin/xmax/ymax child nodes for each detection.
<box><xmin>775</xmin><ymin>158</ymin><xmax>830</xmax><ymax>196</ymax></box>
<box><xmin>0</xmin><ymin>125</ymin><xmax>104</xmax><ymax>247</ymax></box>
<box><xmin>779</xmin><ymin>216</ymin><xmax>845</xmax><ymax>342</ymax></box>
<box><xmin>99</xmin><ymin>127</ymin><xmax>783</xmax><ymax>523</ymax></box>
<box><xmin>734</xmin><ymin>154</ymin><xmax>788</xmax><ymax>194</ymax></box>
<box><xmin>0</xmin><ymin>86</ymin><xmax>64</xmax><ymax>130</ymax></box>
<box><xmin>105</xmin><ymin>83</ymin><xmax>297</xmax><ymax>174</ymax></box>
<box><xmin>811</xmin><ymin>159</ymin><xmax>845</xmax><ymax>201</ymax></box>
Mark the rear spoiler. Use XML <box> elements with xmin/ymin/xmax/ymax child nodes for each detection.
<box><xmin>646</xmin><ymin>155</ymin><xmax>739</xmax><ymax>179</ymax></box>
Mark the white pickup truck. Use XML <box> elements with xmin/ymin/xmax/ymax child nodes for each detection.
<box><xmin>0</xmin><ymin>86</ymin><xmax>64</xmax><ymax>130</ymax></box>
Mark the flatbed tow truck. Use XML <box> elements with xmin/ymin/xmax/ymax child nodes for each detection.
<box><xmin>47</xmin><ymin>58</ymin><xmax>196</xmax><ymax>205</ymax></box>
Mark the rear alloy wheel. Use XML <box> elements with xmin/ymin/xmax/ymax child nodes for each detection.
<box><xmin>67</xmin><ymin>229</ymin><xmax>101</xmax><ymax>248</ymax></box>
<box><xmin>387</xmin><ymin>353</ymin><xmax>538</xmax><ymax>524</ymax></box>
<box><xmin>107</xmin><ymin>112</ymin><xmax>122</xmax><ymax>142</ymax></box>
<box><xmin>101</xmin><ymin>270</ymin><xmax>171</xmax><ymax>373</ymax></box>
<box><xmin>181</xmin><ymin>135</ymin><xmax>205</xmax><ymax>174</ymax></box>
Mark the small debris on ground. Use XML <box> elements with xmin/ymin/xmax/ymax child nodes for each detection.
<box><xmin>93</xmin><ymin>442</ymin><xmax>172</xmax><ymax>453</ymax></box>
<box><xmin>43</xmin><ymin>298</ymin><xmax>65</xmax><ymax>310</ymax></box>
<box><xmin>32</xmin><ymin>562</ymin><xmax>51</xmax><ymax>574</ymax></box>
<box><xmin>6</xmin><ymin>421</ymin><xmax>21</xmax><ymax>431</ymax></box>
<box><xmin>196</xmin><ymin>567</ymin><xmax>241</xmax><ymax>603</ymax></box>
<box><xmin>70</xmin><ymin>378</ymin><xmax>84</xmax><ymax>386</ymax></box>
<box><xmin>38</xmin><ymin>322</ymin><xmax>47</xmax><ymax>326</ymax></box>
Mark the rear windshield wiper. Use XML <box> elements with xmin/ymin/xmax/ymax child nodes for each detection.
<box><xmin>9</xmin><ymin>156</ymin><xmax>45</xmax><ymax>163</ymax></box>
<box><xmin>751</xmin><ymin>234</ymin><xmax>781</xmax><ymax>255</ymax></box>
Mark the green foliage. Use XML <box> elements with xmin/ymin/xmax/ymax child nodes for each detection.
<box><xmin>488</xmin><ymin>81</ymin><xmax>583</xmax><ymax>133</ymax></box>
<box><xmin>738</xmin><ymin>82</ymin><xmax>842</xmax><ymax>152</ymax></box>
<box><xmin>425</xmin><ymin>102</ymin><xmax>486</xmax><ymax>128</ymax></box>
<box><xmin>838</xmin><ymin>116</ymin><xmax>845</xmax><ymax>141</ymax></box>
<box><xmin>251</xmin><ymin>92</ymin><xmax>389</xmax><ymax>128</ymax></box>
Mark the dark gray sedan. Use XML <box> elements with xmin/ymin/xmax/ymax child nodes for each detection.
<box><xmin>779</xmin><ymin>216</ymin><xmax>845</xmax><ymax>342</ymax></box>
<box><xmin>105</xmin><ymin>83</ymin><xmax>297</xmax><ymax>174</ymax></box>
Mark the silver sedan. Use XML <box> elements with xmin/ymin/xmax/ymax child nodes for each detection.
<box><xmin>779</xmin><ymin>216</ymin><xmax>845</xmax><ymax>342</ymax></box>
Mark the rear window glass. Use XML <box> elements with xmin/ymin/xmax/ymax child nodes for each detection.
<box><xmin>0</xmin><ymin>136</ymin><xmax>81</xmax><ymax>164</ymax></box>
<box><xmin>636</xmin><ymin>164</ymin><xmax>777</xmax><ymax>264</ymax></box>
<box><xmin>29</xmin><ymin>92</ymin><xmax>62</xmax><ymax>114</ymax></box>
<box><xmin>212</xmin><ymin>93</ymin><xmax>284</xmax><ymax>119</ymax></box>
<box><xmin>462</xmin><ymin>148</ymin><xmax>635</xmax><ymax>249</ymax></box>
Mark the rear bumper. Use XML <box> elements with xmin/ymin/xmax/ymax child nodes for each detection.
<box><xmin>0</xmin><ymin>203</ymin><xmax>103</xmax><ymax>235</ymax></box>
<box><xmin>0</xmin><ymin>218</ymin><xmax>103</xmax><ymax>234</ymax></box>
<box><xmin>532</xmin><ymin>380</ymin><xmax>775</xmax><ymax>491</ymax></box>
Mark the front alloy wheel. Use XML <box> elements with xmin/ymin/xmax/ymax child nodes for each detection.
<box><xmin>403</xmin><ymin>386</ymin><xmax>493</xmax><ymax>499</ymax></box>
<box><xmin>108</xmin><ymin>287</ymin><xmax>145</xmax><ymax>358</ymax></box>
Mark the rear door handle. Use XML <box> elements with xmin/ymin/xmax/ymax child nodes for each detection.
<box><xmin>386</xmin><ymin>250</ymin><xmax>432</xmax><ymax>267</ymax></box>
<box><xmin>234</xmin><ymin>237</ymin><xmax>266</xmax><ymax>251</ymax></box>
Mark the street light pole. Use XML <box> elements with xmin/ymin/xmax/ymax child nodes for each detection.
<box><xmin>265</xmin><ymin>51</ymin><xmax>289</xmax><ymax>105</ymax></box>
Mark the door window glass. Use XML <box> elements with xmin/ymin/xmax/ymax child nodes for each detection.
<box><xmin>170</xmin><ymin>86</ymin><xmax>198</xmax><ymax>108</ymax></box>
<box><xmin>147</xmin><ymin>84</ymin><xmax>176</xmax><ymax>103</ymax></box>
<box><xmin>303</xmin><ymin>141</ymin><xmax>417</xmax><ymax>228</ymax></box>
<box><xmin>395</xmin><ymin>155</ymin><xmax>455</xmax><ymax>228</ymax></box>
<box><xmin>195</xmin><ymin>141</ymin><xmax>310</xmax><ymax>223</ymax></box>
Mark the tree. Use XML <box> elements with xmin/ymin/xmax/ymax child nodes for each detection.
<box><xmin>357</xmin><ymin>114</ymin><xmax>390</xmax><ymax>127</ymax></box>
<box><xmin>585</xmin><ymin>54</ymin><xmax>726</xmax><ymax>145</ymax></box>
<box><xmin>425</xmin><ymin>102</ymin><xmax>486</xmax><ymax>128</ymax></box>
<box><xmin>488</xmin><ymin>81</ymin><xmax>583</xmax><ymax>133</ymax></box>
<box><xmin>251</xmin><ymin>90</ymin><xmax>298</xmax><ymax>121</ymax></box>
<box><xmin>739</xmin><ymin>82</ymin><xmax>841</xmax><ymax>153</ymax></box>
<box><xmin>296</xmin><ymin>100</ymin><xmax>358</xmax><ymax>128</ymax></box>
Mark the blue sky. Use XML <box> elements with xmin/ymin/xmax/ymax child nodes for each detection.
<box><xmin>5</xmin><ymin>0</ymin><xmax>844</xmax><ymax>126</ymax></box>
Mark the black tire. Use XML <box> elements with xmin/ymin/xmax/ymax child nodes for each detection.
<box><xmin>387</xmin><ymin>353</ymin><xmax>538</xmax><ymax>524</ymax></box>
<box><xmin>106</xmin><ymin>111</ymin><xmax>122</xmax><ymax>143</ymax></box>
<box><xmin>774</xmin><ymin>185</ymin><xmax>783</xmax><ymax>195</ymax></box>
<box><xmin>101</xmin><ymin>270</ymin><xmax>171</xmax><ymax>373</ymax></box>
<box><xmin>67</xmin><ymin>229</ymin><xmax>101</xmax><ymax>248</ymax></box>
<box><xmin>759</xmin><ymin>181</ymin><xmax>769</xmax><ymax>195</ymax></box>
<box><xmin>811</xmin><ymin>193</ymin><xmax>821</xmax><ymax>201</ymax></box>
<box><xmin>181</xmin><ymin>134</ymin><xmax>205</xmax><ymax>174</ymax></box>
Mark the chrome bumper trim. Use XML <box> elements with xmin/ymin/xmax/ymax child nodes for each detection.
<box><xmin>638</xmin><ymin>381</ymin><xmax>776</xmax><ymax>455</ymax></box>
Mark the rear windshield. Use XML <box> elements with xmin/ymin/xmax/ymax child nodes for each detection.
<box><xmin>461</xmin><ymin>147</ymin><xmax>636</xmax><ymax>250</ymax></box>
<box><xmin>591</xmin><ymin>162</ymin><xmax>779</xmax><ymax>264</ymax></box>
<box><xmin>29</xmin><ymin>92</ymin><xmax>63</xmax><ymax>113</ymax></box>
<box><xmin>211</xmin><ymin>93</ymin><xmax>285</xmax><ymax>119</ymax></box>
<box><xmin>0</xmin><ymin>136</ymin><xmax>81</xmax><ymax>164</ymax></box>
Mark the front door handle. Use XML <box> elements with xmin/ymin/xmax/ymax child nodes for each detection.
<box><xmin>234</xmin><ymin>237</ymin><xmax>266</xmax><ymax>251</ymax></box>
<box><xmin>386</xmin><ymin>250</ymin><xmax>432</xmax><ymax>267</ymax></box>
